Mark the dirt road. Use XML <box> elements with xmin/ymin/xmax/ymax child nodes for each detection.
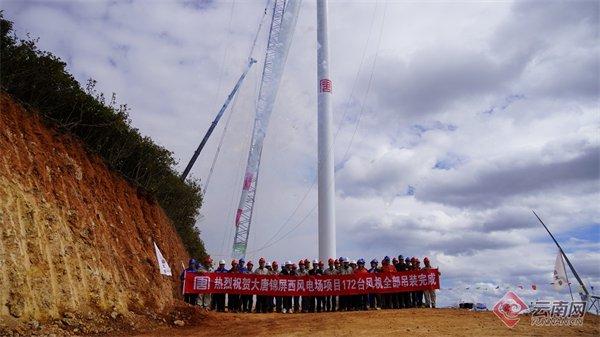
<box><xmin>129</xmin><ymin>308</ymin><xmax>599</xmax><ymax>337</ymax></box>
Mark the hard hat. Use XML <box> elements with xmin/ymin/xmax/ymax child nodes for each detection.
<box><xmin>313</xmin><ymin>259</ymin><xmax>319</xmax><ymax>264</ymax></box>
<box><xmin>357</xmin><ymin>258</ymin><xmax>365</xmax><ymax>265</ymax></box>
<box><xmin>219</xmin><ymin>260</ymin><xmax>226</xmax><ymax>265</ymax></box>
<box><xmin>231</xmin><ymin>259</ymin><xmax>238</xmax><ymax>265</ymax></box>
<box><xmin>285</xmin><ymin>260</ymin><xmax>292</xmax><ymax>266</ymax></box>
<box><xmin>370</xmin><ymin>259</ymin><xmax>378</xmax><ymax>264</ymax></box>
<box><xmin>328</xmin><ymin>258</ymin><xmax>335</xmax><ymax>264</ymax></box>
<box><xmin>259</xmin><ymin>257</ymin><xmax>266</xmax><ymax>263</ymax></box>
<box><xmin>350</xmin><ymin>259</ymin><xmax>356</xmax><ymax>264</ymax></box>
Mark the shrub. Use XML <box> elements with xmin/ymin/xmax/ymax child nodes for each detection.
<box><xmin>0</xmin><ymin>13</ymin><xmax>207</xmax><ymax>260</ymax></box>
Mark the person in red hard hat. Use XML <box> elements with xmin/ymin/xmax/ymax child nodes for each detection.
<box><xmin>271</xmin><ymin>261</ymin><xmax>280</xmax><ymax>313</ymax></box>
<box><xmin>227</xmin><ymin>259</ymin><xmax>240</xmax><ymax>312</ymax></box>
<box><xmin>200</xmin><ymin>256</ymin><xmax>213</xmax><ymax>309</ymax></box>
<box><xmin>411</xmin><ymin>257</ymin><xmax>423</xmax><ymax>307</ymax></box>
<box><xmin>323</xmin><ymin>258</ymin><xmax>338</xmax><ymax>312</ymax></box>
<box><xmin>423</xmin><ymin>257</ymin><xmax>439</xmax><ymax>308</ymax></box>
<box><xmin>380</xmin><ymin>256</ymin><xmax>395</xmax><ymax>309</ymax></box>
<box><xmin>296</xmin><ymin>260</ymin><xmax>309</xmax><ymax>312</ymax></box>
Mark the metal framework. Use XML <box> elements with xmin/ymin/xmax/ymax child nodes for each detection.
<box><xmin>232</xmin><ymin>0</ymin><xmax>301</xmax><ymax>259</ymax></box>
<box><xmin>180</xmin><ymin>58</ymin><xmax>256</xmax><ymax>181</ymax></box>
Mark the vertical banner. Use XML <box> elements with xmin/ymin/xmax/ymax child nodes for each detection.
<box><xmin>153</xmin><ymin>242</ymin><xmax>172</xmax><ymax>276</ymax></box>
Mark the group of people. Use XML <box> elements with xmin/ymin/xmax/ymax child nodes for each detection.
<box><xmin>181</xmin><ymin>255</ymin><xmax>438</xmax><ymax>313</ymax></box>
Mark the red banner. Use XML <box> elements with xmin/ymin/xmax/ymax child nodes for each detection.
<box><xmin>183</xmin><ymin>269</ymin><xmax>440</xmax><ymax>296</ymax></box>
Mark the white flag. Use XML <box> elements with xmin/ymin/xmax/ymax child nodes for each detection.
<box><xmin>553</xmin><ymin>251</ymin><xmax>568</xmax><ymax>291</ymax></box>
<box><xmin>154</xmin><ymin>242</ymin><xmax>172</xmax><ymax>276</ymax></box>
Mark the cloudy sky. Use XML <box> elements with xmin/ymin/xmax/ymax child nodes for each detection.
<box><xmin>3</xmin><ymin>0</ymin><xmax>598</xmax><ymax>308</ymax></box>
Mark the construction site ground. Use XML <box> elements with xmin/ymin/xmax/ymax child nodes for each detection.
<box><xmin>128</xmin><ymin>308</ymin><xmax>599</xmax><ymax>337</ymax></box>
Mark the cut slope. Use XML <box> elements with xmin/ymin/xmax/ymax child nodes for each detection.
<box><xmin>0</xmin><ymin>93</ymin><xmax>189</xmax><ymax>321</ymax></box>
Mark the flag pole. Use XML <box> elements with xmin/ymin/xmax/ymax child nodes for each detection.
<box><xmin>532</xmin><ymin>210</ymin><xmax>589</xmax><ymax>297</ymax></box>
<box><xmin>559</xmin><ymin>252</ymin><xmax>575</xmax><ymax>301</ymax></box>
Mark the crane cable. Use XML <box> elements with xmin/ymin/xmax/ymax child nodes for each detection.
<box><xmin>204</xmin><ymin>0</ymin><xmax>272</xmax><ymax>194</ymax></box>
<box><xmin>246</xmin><ymin>1</ymin><xmax>388</xmax><ymax>255</ymax></box>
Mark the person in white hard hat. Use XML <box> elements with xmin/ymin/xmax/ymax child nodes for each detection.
<box><xmin>306</xmin><ymin>259</ymin><xmax>320</xmax><ymax>312</ymax></box>
<box><xmin>280</xmin><ymin>261</ymin><xmax>294</xmax><ymax>313</ymax></box>
<box><xmin>212</xmin><ymin>260</ymin><xmax>227</xmax><ymax>312</ymax></box>
<box><xmin>254</xmin><ymin>257</ymin><xmax>269</xmax><ymax>313</ymax></box>
<box><xmin>338</xmin><ymin>257</ymin><xmax>353</xmax><ymax>311</ymax></box>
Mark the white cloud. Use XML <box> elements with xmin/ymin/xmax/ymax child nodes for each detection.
<box><xmin>3</xmin><ymin>0</ymin><xmax>598</xmax><ymax>308</ymax></box>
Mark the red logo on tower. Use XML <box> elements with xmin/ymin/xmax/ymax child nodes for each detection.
<box><xmin>493</xmin><ymin>291</ymin><xmax>528</xmax><ymax>328</ymax></box>
<box><xmin>320</xmin><ymin>79</ymin><xmax>332</xmax><ymax>93</ymax></box>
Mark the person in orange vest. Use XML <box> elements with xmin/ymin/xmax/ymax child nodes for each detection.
<box><xmin>354</xmin><ymin>259</ymin><xmax>369</xmax><ymax>310</ymax></box>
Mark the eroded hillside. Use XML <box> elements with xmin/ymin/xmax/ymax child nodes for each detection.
<box><xmin>0</xmin><ymin>93</ymin><xmax>189</xmax><ymax>322</ymax></box>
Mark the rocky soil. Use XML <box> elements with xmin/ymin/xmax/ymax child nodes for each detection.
<box><xmin>0</xmin><ymin>93</ymin><xmax>191</xmax><ymax>335</ymax></box>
